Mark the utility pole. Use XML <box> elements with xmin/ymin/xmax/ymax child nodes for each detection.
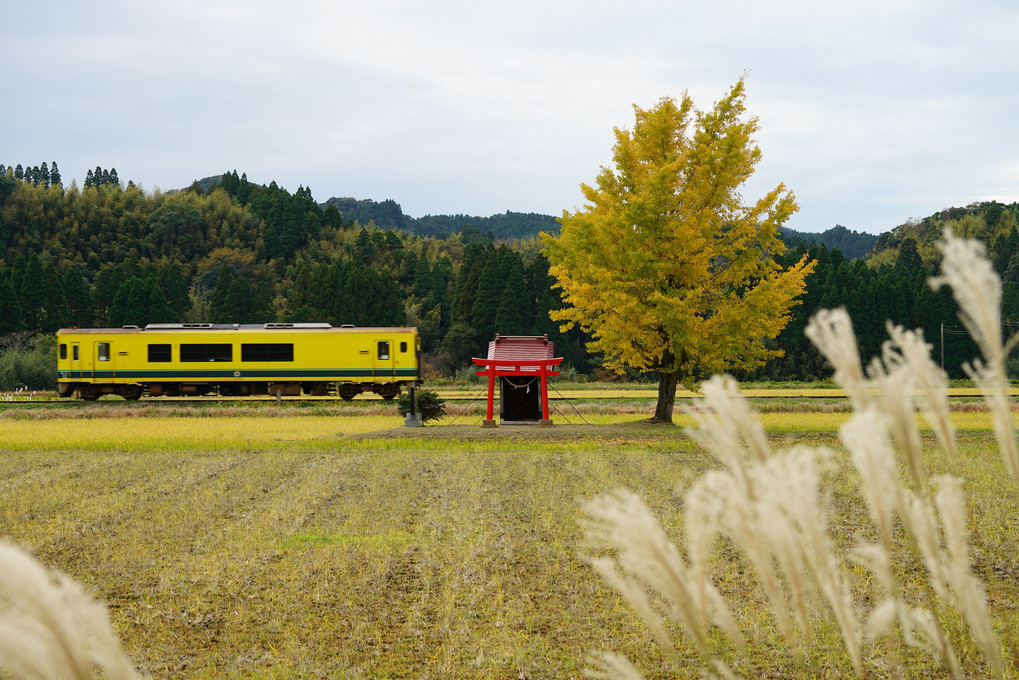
<box><xmin>941</xmin><ymin>322</ymin><xmax>944</xmax><ymax>372</ymax></box>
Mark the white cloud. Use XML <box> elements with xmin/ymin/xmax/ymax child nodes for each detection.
<box><xmin>2</xmin><ymin>0</ymin><xmax>1018</xmax><ymax>233</ymax></box>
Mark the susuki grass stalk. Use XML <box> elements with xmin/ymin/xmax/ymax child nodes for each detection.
<box><xmin>583</xmin><ymin>489</ymin><xmax>743</xmax><ymax>668</ymax></box>
<box><xmin>806</xmin><ymin>306</ymin><xmax>986</xmax><ymax>675</ymax></box>
<box><xmin>804</xmin><ymin>308</ymin><xmax>869</xmax><ymax>409</ymax></box>
<box><xmin>0</xmin><ymin>542</ymin><xmax>141</xmax><ymax>680</ymax></box>
<box><xmin>933</xmin><ymin>477</ymin><xmax>1002</xmax><ymax>676</ymax></box>
<box><xmin>586</xmin><ymin>653</ymin><xmax>646</xmax><ymax>680</ymax></box>
<box><xmin>884</xmin><ymin>323</ymin><xmax>958</xmax><ymax>470</ymax></box>
<box><xmin>867</xmin><ymin>348</ymin><xmax>926</xmax><ymax>491</ymax></box>
<box><xmin>931</xmin><ymin>230</ymin><xmax>1018</xmax><ymax>480</ymax></box>
<box><xmin>582</xmin><ymin>231</ymin><xmax>1008</xmax><ymax>679</ymax></box>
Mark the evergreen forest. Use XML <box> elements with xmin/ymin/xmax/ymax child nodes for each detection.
<box><xmin>2</xmin><ymin>162</ymin><xmax>1019</xmax><ymax>389</ymax></box>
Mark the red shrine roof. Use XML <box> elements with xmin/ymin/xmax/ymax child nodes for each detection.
<box><xmin>486</xmin><ymin>335</ymin><xmax>555</xmax><ymax>362</ymax></box>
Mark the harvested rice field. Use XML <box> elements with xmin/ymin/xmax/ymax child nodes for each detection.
<box><xmin>2</xmin><ymin>398</ymin><xmax>1019</xmax><ymax>678</ymax></box>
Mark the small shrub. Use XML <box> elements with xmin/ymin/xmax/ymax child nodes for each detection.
<box><xmin>453</xmin><ymin>365</ymin><xmax>482</xmax><ymax>384</ymax></box>
<box><xmin>397</xmin><ymin>388</ymin><xmax>446</xmax><ymax>424</ymax></box>
<box><xmin>0</xmin><ymin>335</ymin><xmax>56</xmax><ymax>391</ymax></box>
<box><xmin>557</xmin><ymin>364</ymin><xmax>586</xmax><ymax>383</ymax></box>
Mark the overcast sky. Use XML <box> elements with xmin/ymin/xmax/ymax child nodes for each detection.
<box><xmin>4</xmin><ymin>0</ymin><xmax>1017</xmax><ymax>235</ymax></box>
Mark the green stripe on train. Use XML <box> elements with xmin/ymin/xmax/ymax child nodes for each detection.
<box><xmin>60</xmin><ymin>369</ymin><xmax>419</xmax><ymax>380</ymax></box>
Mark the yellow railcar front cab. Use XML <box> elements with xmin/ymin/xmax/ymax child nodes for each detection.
<box><xmin>56</xmin><ymin>323</ymin><xmax>422</xmax><ymax>400</ymax></box>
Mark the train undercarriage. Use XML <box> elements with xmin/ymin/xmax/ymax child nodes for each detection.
<box><xmin>59</xmin><ymin>381</ymin><xmax>403</xmax><ymax>401</ymax></box>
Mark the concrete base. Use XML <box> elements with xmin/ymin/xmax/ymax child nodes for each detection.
<box><xmin>539</xmin><ymin>419</ymin><xmax>554</xmax><ymax>428</ymax></box>
<box><xmin>481</xmin><ymin>419</ymin><xmax>498</xmax><ymax>428</ymax></box>
<box><xmin>404</xmin><ymin>413</ymin><xmax>422</xmax><ymax>427</ymax></box>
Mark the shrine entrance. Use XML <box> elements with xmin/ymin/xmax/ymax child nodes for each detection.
<box><xmin>500</xmin><ymin>375</ymin><xmax>541</xmax><ymax>422</ymax></box>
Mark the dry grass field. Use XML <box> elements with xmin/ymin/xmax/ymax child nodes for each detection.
<box><xmin>2</xmin><ymin>402</ymin><xmax>1019</xmax><ymax>678</ymax></box>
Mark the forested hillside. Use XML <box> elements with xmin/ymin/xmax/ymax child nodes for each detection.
<box><xmin>759</xmin><ymin>200</ymin><xmax>1019</xmax><ymax>381</ymax></box>
<box><xmin>321</xmin><ymin>196</ymin><xmax>560</xmax><ymax>240</ymax></box>
<box><xmin>195</xmin><ymin>176</ymin><xmax>561</xmax><ymax>240</ymax></box>
<box><xmin>866</xmin><ymin>201</ymin><xmax>1019</xmax><ymax>268</ymax></box>
<box><xmin>2</xmin><ymin>162</ymin><xmax>1018</xmax><ymax>390</ymax></box>
<box><xmin>779</xmin><ymin>224</ymin><xmax>879</xmax><ymax>259</ymax></box>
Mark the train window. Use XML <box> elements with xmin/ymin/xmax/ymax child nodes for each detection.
<box><xmin>241</xmin><ymin>343</ymin><xmax>294</xmax><ymax>362</ymax></box>
<box><xmin>400</xmin><ymin>342</ymin><xmax>407</xmax><ymax>353</ymax></box>
<box><xmin>97</xmin><ymin>343</ymin><xmax>110</xmax><ymax>362</ymax></box>
<box><xmin>377</xmin><ymin>341</ymin><xmax>390</xmax><ymax>360</ymax></box>
<box><xmin>148</xmin><ymin>344</ymin><xmax>172</xmax><ymax>362</ymax></box>
<box><xmin>73</xmin><ymin>345</ymin><xmax>79</xmax><ymax>361</ymax></box>
<box><xmin>60</xmin><ymin>344</ymin><xmax>67</xmax><ymax>360</ymax></box>
<box><xmin>180</xmin><ymin>343</ymin><xmax>232</xmax><ymax>362</ymax></box>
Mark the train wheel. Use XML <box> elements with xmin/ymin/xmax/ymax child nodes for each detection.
<box><xmin>338</xmin><ymin>385</ymin><xmax>358</xmax><ymax>401</ymax></box>
<box><xmin>121</xmin><ymin>385</ymin><xmax>142</xmax><ymax>400</ymax></box>
<box><xmin>80</xmin><ymin>390</ymin><xmax>99</xmax><ymax>401</ymax></box>
<box><xmin>378</xmin><ymin>384</ymin><xmax>399</xmax><ymax>401</ymax></box>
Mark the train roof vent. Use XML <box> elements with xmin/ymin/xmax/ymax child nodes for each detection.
<box><xmin>264</xmin><ymin>322</ymin><xmax>332</xmax><ymax>329</ymax></box>
<box><xmin>143</xmin><ymin>323</ymin><xmax>213</xmax><ymax>330</ymax></box>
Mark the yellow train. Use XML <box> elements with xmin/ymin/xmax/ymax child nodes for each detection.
<box><xmin>55</xmin><ymin>323</ymin><xmax>421</xmax><ymax>400</ymax></box>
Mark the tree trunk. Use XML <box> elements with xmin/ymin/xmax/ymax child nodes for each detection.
<box><xmin>650</xmin><ymin>369</ymin><xmax>680</xmax><ymax>424</ymax></box>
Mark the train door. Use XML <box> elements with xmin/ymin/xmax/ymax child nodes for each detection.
<box><xmin>71</xmin><ymin>343</ymin><xmax>82</xmax><ymax>379</ymax></box>
<box><xmin>94</xmin><ymin>341</ymin><xmax>114</xmax><ymax>379</ymax></box>
<box><xmin>372</xmin><ymin>338</ymin><xmax>395</xmax><ymax>379</ymax></box>
<box><xmin>393</xmin><ymin>335</ymin><xmax>416</xmax><ymax>382</ymax></box>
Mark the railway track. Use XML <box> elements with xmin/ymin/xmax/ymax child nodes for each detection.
<box><xmin>1</xmin><ymin>387</ymin><xmax>1011</xmax><ymax>409</ymax></box>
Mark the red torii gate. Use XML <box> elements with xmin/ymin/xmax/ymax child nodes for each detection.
<box><xmin>472</xmin><ymin>335</ymin><xmax>563</xmax><ymax>427</ymax></box>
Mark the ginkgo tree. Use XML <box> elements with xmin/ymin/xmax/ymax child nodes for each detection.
<box><xmin>542</xmin><ymin>79</ymin><xmax>814</xmax><ymax>423</ymax></box>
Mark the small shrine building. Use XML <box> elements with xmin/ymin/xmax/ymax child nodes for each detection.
<box><xmin>472</xmin><ymin>335</ymin><xmax>563</xmax><ymax>427</ymax></box>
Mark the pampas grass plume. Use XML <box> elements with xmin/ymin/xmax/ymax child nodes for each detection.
<box><xmin>0</xmin><ymin>542</ymin><xmax>141</xmax><ymax>680</ymax></box>
<box><xmin>804</xmin><ymin>308</ymin><xmax>868</xmax><ymax>407</ymax></box>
